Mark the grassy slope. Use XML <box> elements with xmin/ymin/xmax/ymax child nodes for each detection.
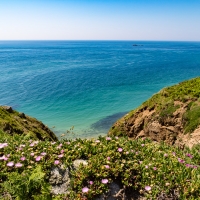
<box><xmin>0</xmin><ymin>106</ymin><xmax>57</xmax><ymax>141</ymax></box>
<box><xmin>109</xmin><ymin>77</ymin><xmax>200</xmax><ymax>136</ymax></box>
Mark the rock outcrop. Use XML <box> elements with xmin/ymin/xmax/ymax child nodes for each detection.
<box><xmin>0</xmin><ymin>105</ymin><xmax>57</xmax><ymax>141</ymax></box>
<box><xmin>109</xmin><ymin>77</ymin><xmax>200</xmax><ymax>148</ymax></box>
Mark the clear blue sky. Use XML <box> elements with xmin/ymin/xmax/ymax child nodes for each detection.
<box><xmin>0</xmin><ymin>0</ymin><xmax>200</xmax><ymax>41</ymax></box>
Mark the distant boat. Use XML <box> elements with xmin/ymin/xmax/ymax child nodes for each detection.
<box><xmin>132</xmin><ymin>44</ymin><xmax>143</xmax><ymax>46</ymax></box>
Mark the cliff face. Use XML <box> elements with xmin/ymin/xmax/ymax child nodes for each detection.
<box><xmin>109</xmin><ymin>77</ymin><xmax>200</xmax><ymax>148</ymax></box>
<box><xmin>0</xmin><ymin>106</ymin><xmax>57</xmax><ymax>141</ymax></box>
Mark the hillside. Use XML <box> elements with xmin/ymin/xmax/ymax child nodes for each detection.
<box><xmin>109</xmin><ymin>77</ymin><xmax>200</xmax><ymax>148</ymax></box>
<box><xmin>0</xmin><ymin>105</ymin><xmax>57</xmax><ymax>141</ymax></box>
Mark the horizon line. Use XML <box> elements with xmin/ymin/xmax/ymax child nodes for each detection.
<box><xmin>0</xmin><ymin>39</ymin><xmax>200</xmax><ymax>42</ymax></box>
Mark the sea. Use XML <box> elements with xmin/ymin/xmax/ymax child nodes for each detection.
<box><xmin>0</xmin><ymin>41</ymin><xmax>200</xmax><ymax>139</ymax></box>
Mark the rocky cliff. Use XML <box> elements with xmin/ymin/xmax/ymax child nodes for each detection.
<box><xmin>0</xmin><ymin>105</ymin><xmax>57</xmax><ymax>141</ymax></box>
<box><xmin>109</xmin><ymin>77</ymin><xmax>200</xmax><ymax>148</ymax></box>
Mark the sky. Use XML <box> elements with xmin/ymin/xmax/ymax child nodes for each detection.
<box><xmin>0</xmin><ymin>0</ymin><xmax>200</xmax><ymax>41</ymax></box>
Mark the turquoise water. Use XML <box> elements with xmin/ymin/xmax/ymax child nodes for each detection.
<box><xmin>0</xmin><ymin>41</ymin><xmax>200</xmax><ymax>138</ymax></box>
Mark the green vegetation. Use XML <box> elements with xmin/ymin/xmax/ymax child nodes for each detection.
<box><xmin>0</xmin><ymin>106</ymin><xmax>57</xmax><ymax>141</ymax></box>
<box><xmin>109</xmin><ymin>77</ymin><xmax>200</xmax><ymax>136</ymax></box>
<box><xmin>0</xmin><ymin>132</ymin><xmax>200</xmax><ymax>199</ymax></box>
<box><xmin>183</xmin><ymin>104</ymin><xmax>200</xmax><ymax>133</ymax></box>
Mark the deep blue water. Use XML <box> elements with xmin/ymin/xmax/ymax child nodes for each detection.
<box><xmin>0</xmin><ymin>41</ymin><xmax>200</xmax><ymax>138</ymax></box>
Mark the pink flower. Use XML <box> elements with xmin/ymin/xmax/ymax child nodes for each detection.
<box><xmin>106</xmin><ymin>137</ymin><xmax>111</xmax><ymax>140</ymax></box>
<box><xmin>54</xmin><ymin>160</ymin><xmax>60</xmax><ymax>165</ymax></box>
<box><xmin>145</xmin><ymin>165</ymin><xmax>148</xmax><ymax>169</ymax></box>
<box><xmin>41</xmin><ymin>152</ymin><xmax>47</xmax><ymax>156</ymax></box>
<box><xmin>101</xmin><ymin>179</ymin><xmax>108</xmax><ymax>184</ymax></box>
<box><xmin>89</xmin><ymin>181</ymin><xmax>93</xmax><ymax>185</ymax></box>
<box><xmin>141</xmin><ymin>144</ymin><xmax>145</xmax><ymax>146</ymax></box>
<box><xmin>95</xmin><ymin>140</ymin><xmax>100</xmax><ymax>143</ymax></box>
<box><xmin>66</xmin><ymin>142</ymin><xmax>70</xmax><ymax>145</ymax></box>
<box><xmin>118</xmin><ymin>148</ymin><xmax>123</xmax><ymax>152</ymax></box>
<box><xmin>7</xmin><ymin>161</ymin><xmax>14</xmax><ymax>167</ymax></box>
<box><xmin>126</xmin><ymin>151</ymin><xmax>129</xmax><ymax>154</ymax></box>
<box><xmin>0</xmin><ymin>155</ymin><xmax>8</xmax><ymax>161</ymax></box>
<box><xmin>153</xmin><ymin>167</ymin><xmax>157</xmax><ymax>170</ymax></box>
<box><xmin>20</xmin><ymin>156</ymin><xmax>26</xmax><ymax>161</ymax></box>
<box><xmin>105</xmin><ymin>165</ymin><xmax>110</xmax><ymax>169</ymax></box>
<box><xmin>164</xmin><ymin>153</ymin><xmax>168</xmax><ymax>157</ymax></box>
<box><xmin>35</xmin><ymin>156</ymin><xmax>42</xmax><ymax>161</ymax></box>
<box><xmin>178</xmin><ymin>158</ymin><xmax>185</xmax><ymax>163</ymax></box>
<box><xmin>145</xmin><ymin>186</ymin><xmax>151</xmax><ymax>191</ymax></box>
<box><xmin>115</xmin><ymin>136</ymin><xmax>119</xmax><ymax>139</ymax></box>
<box><xmin>15</xmin><ymin>162</ymin><xmax>23</xmax><ymax>168</ymax></box>
<box><xmin>107</xmin><ymin>157</ymin><xmax>110</xmax><ymax>160</ymax></box>
<box><xmin>58</xmin><ymin>154</ymin><xmax>64</xmax><ymax>158</ymax></box>
<box><xmin>0</xmin><ymin>143</ymin><xmax>8</xmax><ymax>149</ymax></box>
<box><xmin>30</xmin><ymin>153</ymin><xmax>34</xmax><ymax>156</ymax></box>
<box><xmin>60</xmin><ymin>149</ymin><xmax>64</xmax><ymax>153</ymax></box>
<box><xmin>82</xmin><ymin>187</ymin><xmax>89</xmax><ymax>193</ymax></box>
<box><xmin>186</xmin><ymin>153</ymin><xmax>193</xmax><ymax>158</ymax></box>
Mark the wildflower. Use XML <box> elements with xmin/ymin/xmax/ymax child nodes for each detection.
<box><xmin>186</xmin><ymin>153</ymin><xmax>193</xmax><ymax>159</ymax></box>
<box><xmin>89</xmin><ymin>181</ymin><xmax>93</xmax><ymax>185</ymax></box>
<box><xmin>41</xmin><ymin>152</ymin><xmax>47</xmax><ymax>156</ymax></box>
<box><xmin>60</xmin><ymin>149</ymin><xmax>64</xmax><ymax>153</ymax></box>
<box><xmin>30</xmin><ymin>153</ymin><xmax>34</xmax><ymax>156</ymax></box>
<box><xmin>35</xmin><ymin>156</ymin><xmax>42</xmax><ymax>161</ymax></box>
<box><xmin>145</xmin><ymin>186</ymin><xmax>151</xmax><ymax>191</ymax></box>
<box><xmin>115</xmin><ymin>136</ymin><xmax>119</xmax><ymax>139</ymax></box>
<box><xmin>164</xmin><ymin>153</ymin><xmax>168</xmax><ymax>157</ymax></box>
<box><xmin>29</xmin><ymin>143</ymin><xmax>35</xmax><ymax>147</ymax></box>
<box><xmin>82</xmin><ymin>187</ymin><xmax>89</xmax><ymax>193</ymax></box>
<box><xmin>178</xmin><ymin>158</ymin><xmax>185</xmax><ymax>163</ymax></box>
<box><xmin>102</xmin><ymin>179</ymin><xmax>108</xmax><ymax>184</ymax></box>
<box><xmin>107</xmin><ymin>157</ymin><xmax>110</xmax><ymax>160</ymax></box>
<box><xmin>20</xmin><ymin>144</ymin><xmax>25</xmax><ymax>148</ymax></box>
<box><xmin>126</xmin><ymin>151</ymin><xmax>129</xmax><ymax>154</ymax></box>
<box><xmin>0</xmin><ymin>155</ymin><xmax>8</xmax><ymax>161</ymax></box>
<box><xmin>54</xmin><ymin>160</ymin><xmax>60</xmax><ymax>165</ymax></box>
<box><xmin>185</xmin><ymin>164</ymin><xmax>192</xmax><ymax>168</ymax></box>
<box><xmin>145</xmin><ymin>165</ymin><xmax>148</xmax><ymax>169</ymax></box>
<box><xmin>15</xmin><ymin>162</ymin><xmax>23</xmax><ymax>168</ymax></box>
<box><xmin>153</xmin><ymin>167</ymin><xmax>157</xmax><ymax>170</ymax></box>
<box><xmin>105</xmin><ymin>165</ymin><xmax>110</xmax><ymax>169</ymax></box>
<box><xmin>172</xmin><ymin>152</ymin><xmax>176</xmax><ymax>156</ymax></box>
<box><xmin>106</xmin><ymin>137</ymin><xmax>111</xmax><ymax>140</ymax></box>
<box><xmin>0</xmin><ymin>143</ymin><xmax>8</xmax><ymax>149</ymax></box>
<box><xmin>20</xmin><ymin>156</ymin><xmax>26</xmax><ymax>161</ymax></box>
<box><xmin>66</xmin><ymin>142</ymin><xmax>70</xmax><ymax>145</ymax></box>
<box><xmin>7</xmin><ymin>161</ymin><xmax>14</xmax><ymax>167</ymax></box>
<box><xmin>95</xmin><ymin>140</ymin><xmax>100</xmax><ymax>143</ymax></box>
<box><xmin>141</xmin><ymin>144</ymin><xmax>145</xmax><ymax>146</ymax></box>
<box><xmin>58</xmin><ymin>154</ymin><xmax>64</xmax><ymax>158</ymax></box>
<box><xmin>51</xmin><ymin>142</ymin><xmax>56</xmax><ymax>145</ymax></box>
<box><xmin>118</xmin><ymin>148</ymin><xmax>123</xmax><ymax>152</ymax></box>
<box><xmin>139</xmin><ymin>161</ymin><xmax>143</xmax><ymax>164</ymax></box>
